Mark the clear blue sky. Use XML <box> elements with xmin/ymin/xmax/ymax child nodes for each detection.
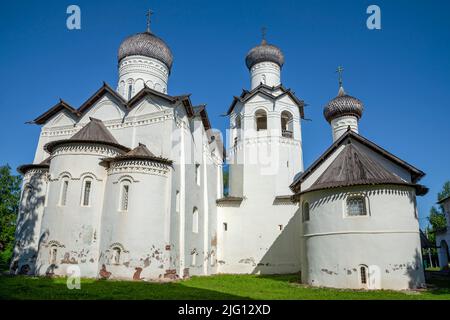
<box><xmin>1</xmin><ymin>0</ymin><xmax>449</xmax><ymax>228</ymax></box>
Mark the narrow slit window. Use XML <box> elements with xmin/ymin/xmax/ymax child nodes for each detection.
<box><xmin>195</xmin><ymin>164</ymin><xmax>201</xmax><ymax>186</ymax></box>
<box><xmin>82</xmin><ymin>180</ymin><xmax>92</xmax><ymax>206</ymax></box>
<box><xmin>192</xmin><ymin>207</ymin><xmax>199</xmax><ymax>233</ymax></box>
<box><xmin>120</xmin><ymin>183</ymin><xmax>130</xmax><ymax>212</ymax></box>
<box><xmin>176</xmin><ymin>190</ymin><xmax>180</xmax><ymax>213</ymax></box>
<box><xmin>302</xmin><ymin>202</ymin><xmax>310</xmax><ymax>222</ymax></box>
<box><xmin>223</xmin><ymin>223</ymin><xmax>228</xmax><ymax>231</ymax></box>
<box><xmin>128</xmin><ymin>84</ymin><xmax>133</xmax><ymax>100</ymax></box>
<box><xmin>60</xmin><ymin>179</ymin><xmax>69</xmax><ymax>206</ymax></box>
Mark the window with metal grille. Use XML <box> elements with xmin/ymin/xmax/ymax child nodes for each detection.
<box><xmin>120</xmin><ymin>183</ymin><xmax>129</xmax><ymax>211</ymax></box>
<box><xmin>347</xmin><ymin>196</ymin><xmax>367</xmax><ymax>216</ymax></box>
<box><xmin>360</xmin><ymin>266</ymin><xmax>367</xmax><ymax>284</ymax></box>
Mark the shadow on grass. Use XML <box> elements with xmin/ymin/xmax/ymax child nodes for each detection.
<box><xmin>0</xmin><ymin>275</ymin><xmax>250</xmax><ymax>300</ymax></box>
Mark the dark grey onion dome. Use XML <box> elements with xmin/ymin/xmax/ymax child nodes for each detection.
<box><xmin>118</xmin><ymin>31</ymin><xmax>174</xmax><ymax>70</ymax></box>
<box><xmin>323</xmin><ymin>86</ymin><xmax>364</xmax><ymax>123</ymax></box>
<box><xmin>245</xmin><ymin>40</ymin><xmax>285</xmax><ymax>70</ymax></box>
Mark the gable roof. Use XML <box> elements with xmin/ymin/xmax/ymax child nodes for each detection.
<box><xmin>226</xmin><ymin>83</ymin><xmax>305</xmax><ymax>118</ymax></box>
<box><xmin>31</xmin><ymin>99</ymin><xmax>80</xmax><ymax>125</ymax></box>
<box><xmin>44</xmin><ymin>117</ymin><xmax>129</xmax><ymax>153</ymax></box>
<box><xmin>290</xmin><ymin>129</ymin><xmax>426</xmax><ymax>194</ymax></box>
<box><xmin>193</xmin><ymin>104</ymin><xmax>212</xmax><ymax>131</ymax></box>
<box><xmin>77</xmin><ymin>82</ymin><xmax>127</xmax><ymax>114</ymax></box>
<box><xmin>30</xmin><ymin>82</ymin><xmax>196</xmax><ymax>124</ymax></box>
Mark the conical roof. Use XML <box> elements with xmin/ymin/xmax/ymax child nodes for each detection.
<box><xmin>44</xmin><ymin>118</ymin><xmax>129</xmax><ymax>153</ymax></box>
<box><xmin>70</xmin><ymin>117</ymin><xmax>119</xmax><ymax>144</ymax></box>
<box><xmin>103</xmin><ymin>143</ymin><xmax>172</xmax><ymax>165</ymax></box>
<box><xmin>305</xmin><ymin>141</ymin><xmax>408</xmax><ymax>193</ymax></box>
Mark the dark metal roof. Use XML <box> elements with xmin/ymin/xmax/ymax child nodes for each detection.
<box><xmin>290</xmin><ymin>129</ymin><xmax>426</xmax><ymax>193</ymax></box>
<box><xmin>30</xmin><ymin>83</ymin><xmax>196</xmax><ymax>124</ymax></box>
<box><xmin>226</xmin><ymin>83</ymin><xmax>305</xmax><ymax>118</ymax></box>
<box><xmin>78</xmin><ymin>82</ymin><xmax>126</xmax><ymax>114</ymax></box>
<box><xmin>103</xmin><ymin>143</ymin><xmax>172</xmax><ymax>165</ymax></box>
<box><xmin>31</xmin><ymin>99</ymin><xmax>80</xmax><ymax>125</ymax></box>
<box><xmin>17</xmin><ymin>157</ymin><xmax>51</xmax><ymax>175</ymax></box>
<box><xmin>245</xmin><ymin>40</ymin><xmax>285</xmax><ymax>70</ymax></box>
<box><xmin>323</xmin><ymin>86</ymin><xmax>364</xmax><ymax>123</ymax></box>
<box><xmin>438</xmin><ymin>195</ymin><xmax>450</xmax><ymax>204</ymax></box>
<box><xmin>118</xmin><ymin>31</ymin><xmax>173</xmax><ymax>71</ymax></box>
<box><xmin>44</xmin><ymin>118</ymin><xmax>130</xmax><ymax>153</ymax></box>
<box><xmin>301</xmin><ymin>142</ymin><xmax>412</xmax><ymax>193</ymax></box>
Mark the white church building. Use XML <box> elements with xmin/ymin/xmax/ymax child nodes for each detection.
<box><xmin>11</xmin><ymin>17</ymin><xmax>429</xmax><ymax>290</ymax></box>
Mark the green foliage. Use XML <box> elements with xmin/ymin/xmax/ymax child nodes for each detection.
<box><xmin>0</xmin><ymin>274</ymin><xmax>449</xmax><ymax>300</ymax></box>
<box><xmin>428</xmin><ymin>206</ymin><xmax>447</xmax><ymax>233</ymax></box>
<box><xmin>0</xmin><ymin>164</ymin><xmax>22</xmax><ymax>269</ymax></box>
<box><xmin>223</xmin><ymin>166</ymin><xmax>229</xmax><ymax>196</ymax></box>
<box><xmin>438</xmin><ymin>181</ymin><xmax>450</xmax><ymax>207</ymax></box>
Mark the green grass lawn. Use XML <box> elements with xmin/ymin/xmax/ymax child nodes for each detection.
<box><xmin>1</xmin><ymin>274</ymin><xmax>449</xmax><ymax>300</ymax></box>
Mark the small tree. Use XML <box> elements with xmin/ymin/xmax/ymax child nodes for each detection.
<box><xmin>426</xmin><ymin>181</ymin><xmax>450</xmax><ymax>250</ymax></box>
<box><xmin>0</xmin><ymin>165</ymin><xmax>22</xmax><ymax>270</ymax></box>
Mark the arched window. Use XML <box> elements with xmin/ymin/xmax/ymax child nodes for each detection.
<box><xmin>302</xmin><ymin>202</ymin><xmax>310</xmax><ymax>222</ymax></box>
<box><xmin>255</xmin><ymin>109</ymin><xmax>267</xmax><ymax>131</ymax></box>
<box><xmin>49</xmin><ymin>245</ymin><xmax>58</xmax><ymax>264</ymax></box>
<box><xmin>190</xmin><ymin>250</ymin><xmax>197</xmax><ymax>266</ymax></box>
<box><xmin>119</xmin><ymin>180</ymin><xmax>130</xmax><ymax>212</ymax></box>
<box><xmin>235</xmin><ymin>116</ymin><xmax>241</xmax><ymax>129</ymax></box>
<box><xmin>111</xmin><ymin>247</ymin><xmax>121</xmax><ymax>265</ymax></box>
<box><xmin>59</xmin><ymin>177</ymin><xmax>70</xmax><ymax>206</ymax></box>
<box><xmin>192</xmin><ymin>207</ymin><xmax>199</xmax><ymax>233</ymax></box>
<box><xmin>81</xmin><ymin>178</ymin><xmax>92</xmax><ymax>207</ymax></box>
<box><xmin>127</xmin><ymin>84</ymin><xmax>133</xmax><ymax>100</ymax></box>
<box><xmin>195</xmin><ymin>163</ymin><xmax>201</xmax><ymax>186</ymax></box>
<box><xmin>347</xmin><ymin>196</ymin><xmax>367</xmax><ymax>216</ymax></box>
<box><xmin>359</xmin><ymin>265</ymin><xmax>368</xmax><ymax>285</ymax></box>
<box><xmin>281</xmin><ymin>111</ymin><xmax>294</xmax><ymax>138</ymax></box>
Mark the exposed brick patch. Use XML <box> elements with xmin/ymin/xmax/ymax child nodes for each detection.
<box><xmin>133</xmin><ymin>267</ymin><xmax>143</xmax><ymax>281</ymax></box>
<box><xmin>164</xmin><ymin>269</ymin><xmax>179</xmax><ymax>280</ymax></box>
<box><xmin>99</xmin><ymin>264</ymin><xmax>111</xmax><ymax>279</ymax></box>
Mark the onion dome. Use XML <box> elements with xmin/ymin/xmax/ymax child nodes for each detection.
<box><xmin>323</xmin><ymin>86</ymin><xmax>364</xmax><ymax>123</ymax></box>
<box><xmin>245</xmin><ymin>39</ymin><xmax>285</xmax><ymax>70</ymax></box>
<box><xmin>118</xmin><ymin>31</ymin><xmax>174</xmax><ymax>71</ymax></box>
